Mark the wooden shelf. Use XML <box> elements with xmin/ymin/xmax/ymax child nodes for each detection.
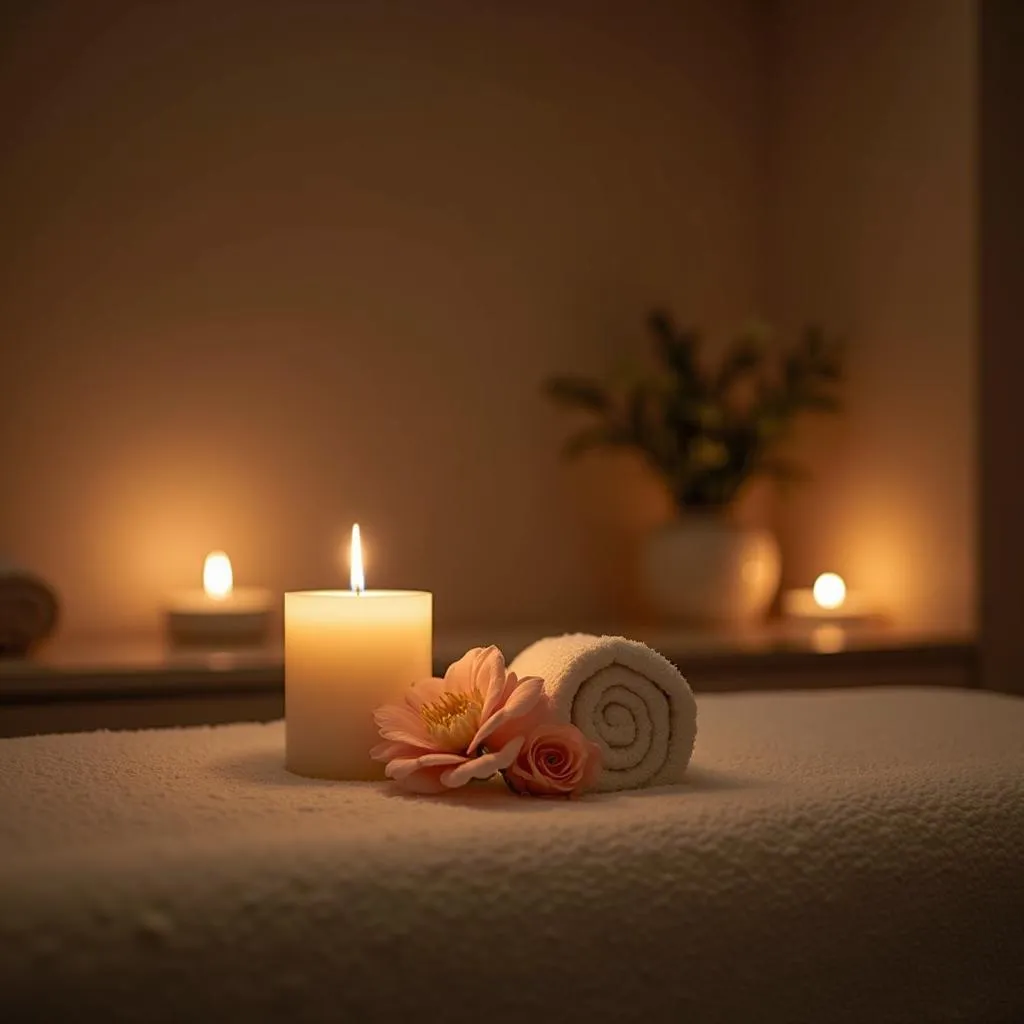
<box><xmin>0</xmin><ymin>624</ymin><xmax>977</xmax><ymax>738</ymax></box>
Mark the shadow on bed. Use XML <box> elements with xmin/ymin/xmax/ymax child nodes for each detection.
<box><xmin>212</xmin><ymin>748</ymin><xmax>761</xmax><ymax>802</ymax></box>
<box><xmin>213</xmin><ymin>747</ymin><xmax>343</xmax><ymax>787</ymax></box>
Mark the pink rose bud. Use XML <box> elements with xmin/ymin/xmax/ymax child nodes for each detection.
<box><xmin>504</xmin><ymin>721</ymin><xmax>602</xmax><ymax>798</ymax></box>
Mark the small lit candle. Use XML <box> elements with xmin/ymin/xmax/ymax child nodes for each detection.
<box><xmin>203</xmin><ymin>551</ymin><xmax>234</xmax><ymax>600</ymax></box>
<box><xmin>166</xmin><ymin>551</ymin><xmax>272</xmax><ymax>646</ymax></box>
<box><xmin>782</xmin><ymin>572</ymin><xmax>875</xmax><ymax>623</ymax></box>
<box><xmin>285</xmin><ymin>525</ymin><xmax>432</xmax><ymax>781</ymax></box>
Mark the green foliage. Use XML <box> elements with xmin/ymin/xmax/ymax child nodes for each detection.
<box><xmin>544</xmin><ymin>309</ymin><xmax>844</xmax><ymax>512</ymax></box>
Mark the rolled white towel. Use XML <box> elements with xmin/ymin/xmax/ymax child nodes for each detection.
<box><xmin>509</xmin><ymin>633</ymin><xmax>697</xmax><ymax>793</ymax></box>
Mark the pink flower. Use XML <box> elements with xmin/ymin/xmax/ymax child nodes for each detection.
<box><xmin>503</xmin><ymin>720</ymin><xmax>602</xmax><ymax>798</ymax></box>
<box><xmin>371</xmin><ymin>646</ymin><xmax>545</xmax><ymax>794</ymax></box>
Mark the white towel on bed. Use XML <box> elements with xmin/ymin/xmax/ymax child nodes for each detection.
<box><xmin>509</xmin><ymin>633</ymin><xmax>696</xmax><ymax>792</ymax></box>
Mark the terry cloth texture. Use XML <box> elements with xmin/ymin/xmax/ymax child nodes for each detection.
<box><xmin>1</xmin><ymin>687</ymin><xmax>1023</xmax><ymax>1024</ymax></box>
<box><xmin>510</xmin><ymin>632</ymin><xmax>697</xmax><ymax>791</ymax></box>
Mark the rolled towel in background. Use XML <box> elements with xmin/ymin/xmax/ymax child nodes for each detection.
<box><xmin>510</xmin><ymin>633</ymin><xmax>697</xmax><ymax>793</ymax></box>
<box><xmin>0</xmin><ymin>566</ymin><xmax>59</xmax><ymax>658</ymax></box>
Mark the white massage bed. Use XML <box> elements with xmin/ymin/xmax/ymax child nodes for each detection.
<box><xmin>2</xmin><ymin>687</ymin><xmax>1022</xmax><ymax>1023</ymax></box>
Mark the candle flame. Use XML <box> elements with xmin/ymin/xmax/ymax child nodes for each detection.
<box><xmin>203</xmin><ymin>551</ymin><xmax>233</xmax><ymax>600</ymax></box>
<box><xmin>350</xmin><ymin>523</ymin><xmax>365</xmax><ymax>593</ymax></box>
<box><xmin>812</xmin><ymin>572</ymin><xmax>846</xmax><ymax>610</ymax></box>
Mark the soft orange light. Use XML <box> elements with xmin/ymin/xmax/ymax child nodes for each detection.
<box><xmin>203</xmin><ymin>551</ymin><xmax>233</xmax><ymax>600</ymax></box>
<box><xmin>811</xmin><ymin>624</ymin><xmax>846</xmax><ymax>654</ymax></box>
<box><xmin>350</xmin><ymin>524</ymin><xmax>365</xmax><ymax>593</ymax></box>
<box><xmin>812</xmin><ymin>572</ymin><xmax>846</xmax><ymax>610</ymax></box>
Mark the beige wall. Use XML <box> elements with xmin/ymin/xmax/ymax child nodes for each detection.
<box><xmin>0</xmin><ymin>0</ymin><xmax>764</xmax><ymax>639</ymax></box>
<box><xmin>766</xmin><ymin>0</ymin><xmax>977</xmax><ymax>632</ymax></box>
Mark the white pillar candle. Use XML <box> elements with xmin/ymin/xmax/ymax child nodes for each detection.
<box><xmin>285</xmin><ymin>526</ymin><xmax>432</xmax><ymax>780</ymax></box>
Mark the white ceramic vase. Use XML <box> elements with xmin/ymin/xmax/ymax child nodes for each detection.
<box><xmin>641</xmin><ymin>515</ymin><xmax>781</xmax><ymax>625</ymax></box>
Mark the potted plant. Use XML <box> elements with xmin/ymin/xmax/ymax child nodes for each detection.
<box><xmin>544</xmin><ymin>309</ymin><xmax>843</xmax><ymax>624</ymax></box>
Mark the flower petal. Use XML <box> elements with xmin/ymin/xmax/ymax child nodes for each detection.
<box><xmin>468</xmin><ymin>675</ymin><xmax>546</xmax><ymax>753</ymax></box>
<box><xmin>479</xmin><ymin>666</ymin><xmax>518</xmax><ymax>724</ymax></box>
<box><xmin>386</xmin><ymin>752</ymin><xmax>468</xmax><ymax>781</ymax></box>
<box><xmin>441</xmin><ymin>649</ymin><xmax>475</xmax><ymax>694</ymax></box>
<box><xmin>404</xmin><ymin>676</ymin><xmax>447</xmax><ymax>712</ymax></box>
<box><xmin>471</xmin><ymin>646</ymin><xmax>507</xmax><ymax>705</ymax></box>
<box><xmin>370</xmin><ymin>740</ymin><xmax>425</xmax><ymax>762</ymax></box>
<box><xmin>439</xmin><ymin>736</ymin><xmax>524</xmax><ymax>788</ymax></box>
<box><xmin>444</xmin><ymin>645</ymin><xmax>504</xmax><ymax>697</ymax></box>
<box><xmin>392</xmin><ymin>766</ymin><xmax>450</xmax><ymax>795</ymax></box>
<box><xmin>373</xmin><ymin>703</ymin><xmax>434</xmax><ymax>749</ymax></box>
<box><xmin>501</xmin><ymin>675</ymin><xmax>545</xmax><ymax>716</ymax></box>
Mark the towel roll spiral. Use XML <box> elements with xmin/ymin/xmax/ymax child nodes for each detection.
<box><xmin>510</xmin><ymin>633</ymin><xmax>697</xmax><ymax>792</ymax></box>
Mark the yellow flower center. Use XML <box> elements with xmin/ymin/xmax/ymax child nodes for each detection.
<box><xmin>419</xmin><ymin>688</ymin><xmax>483</xmax><ymax>752</ymax></box>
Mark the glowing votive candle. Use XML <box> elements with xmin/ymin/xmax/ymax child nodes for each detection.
<box><xmin>166</xmin><ymin>551</ymin><xmax>271</xmax><ymax>646</ymax></box>
<box><xmin>782</xmin><ymin>572</ymin><xmax>874</xmax><ymax>622</ymax></box>
<box><xmin>285</xmin><ymin>525</ymin><xmax>432</xmax><ymax>781</ymax></box>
